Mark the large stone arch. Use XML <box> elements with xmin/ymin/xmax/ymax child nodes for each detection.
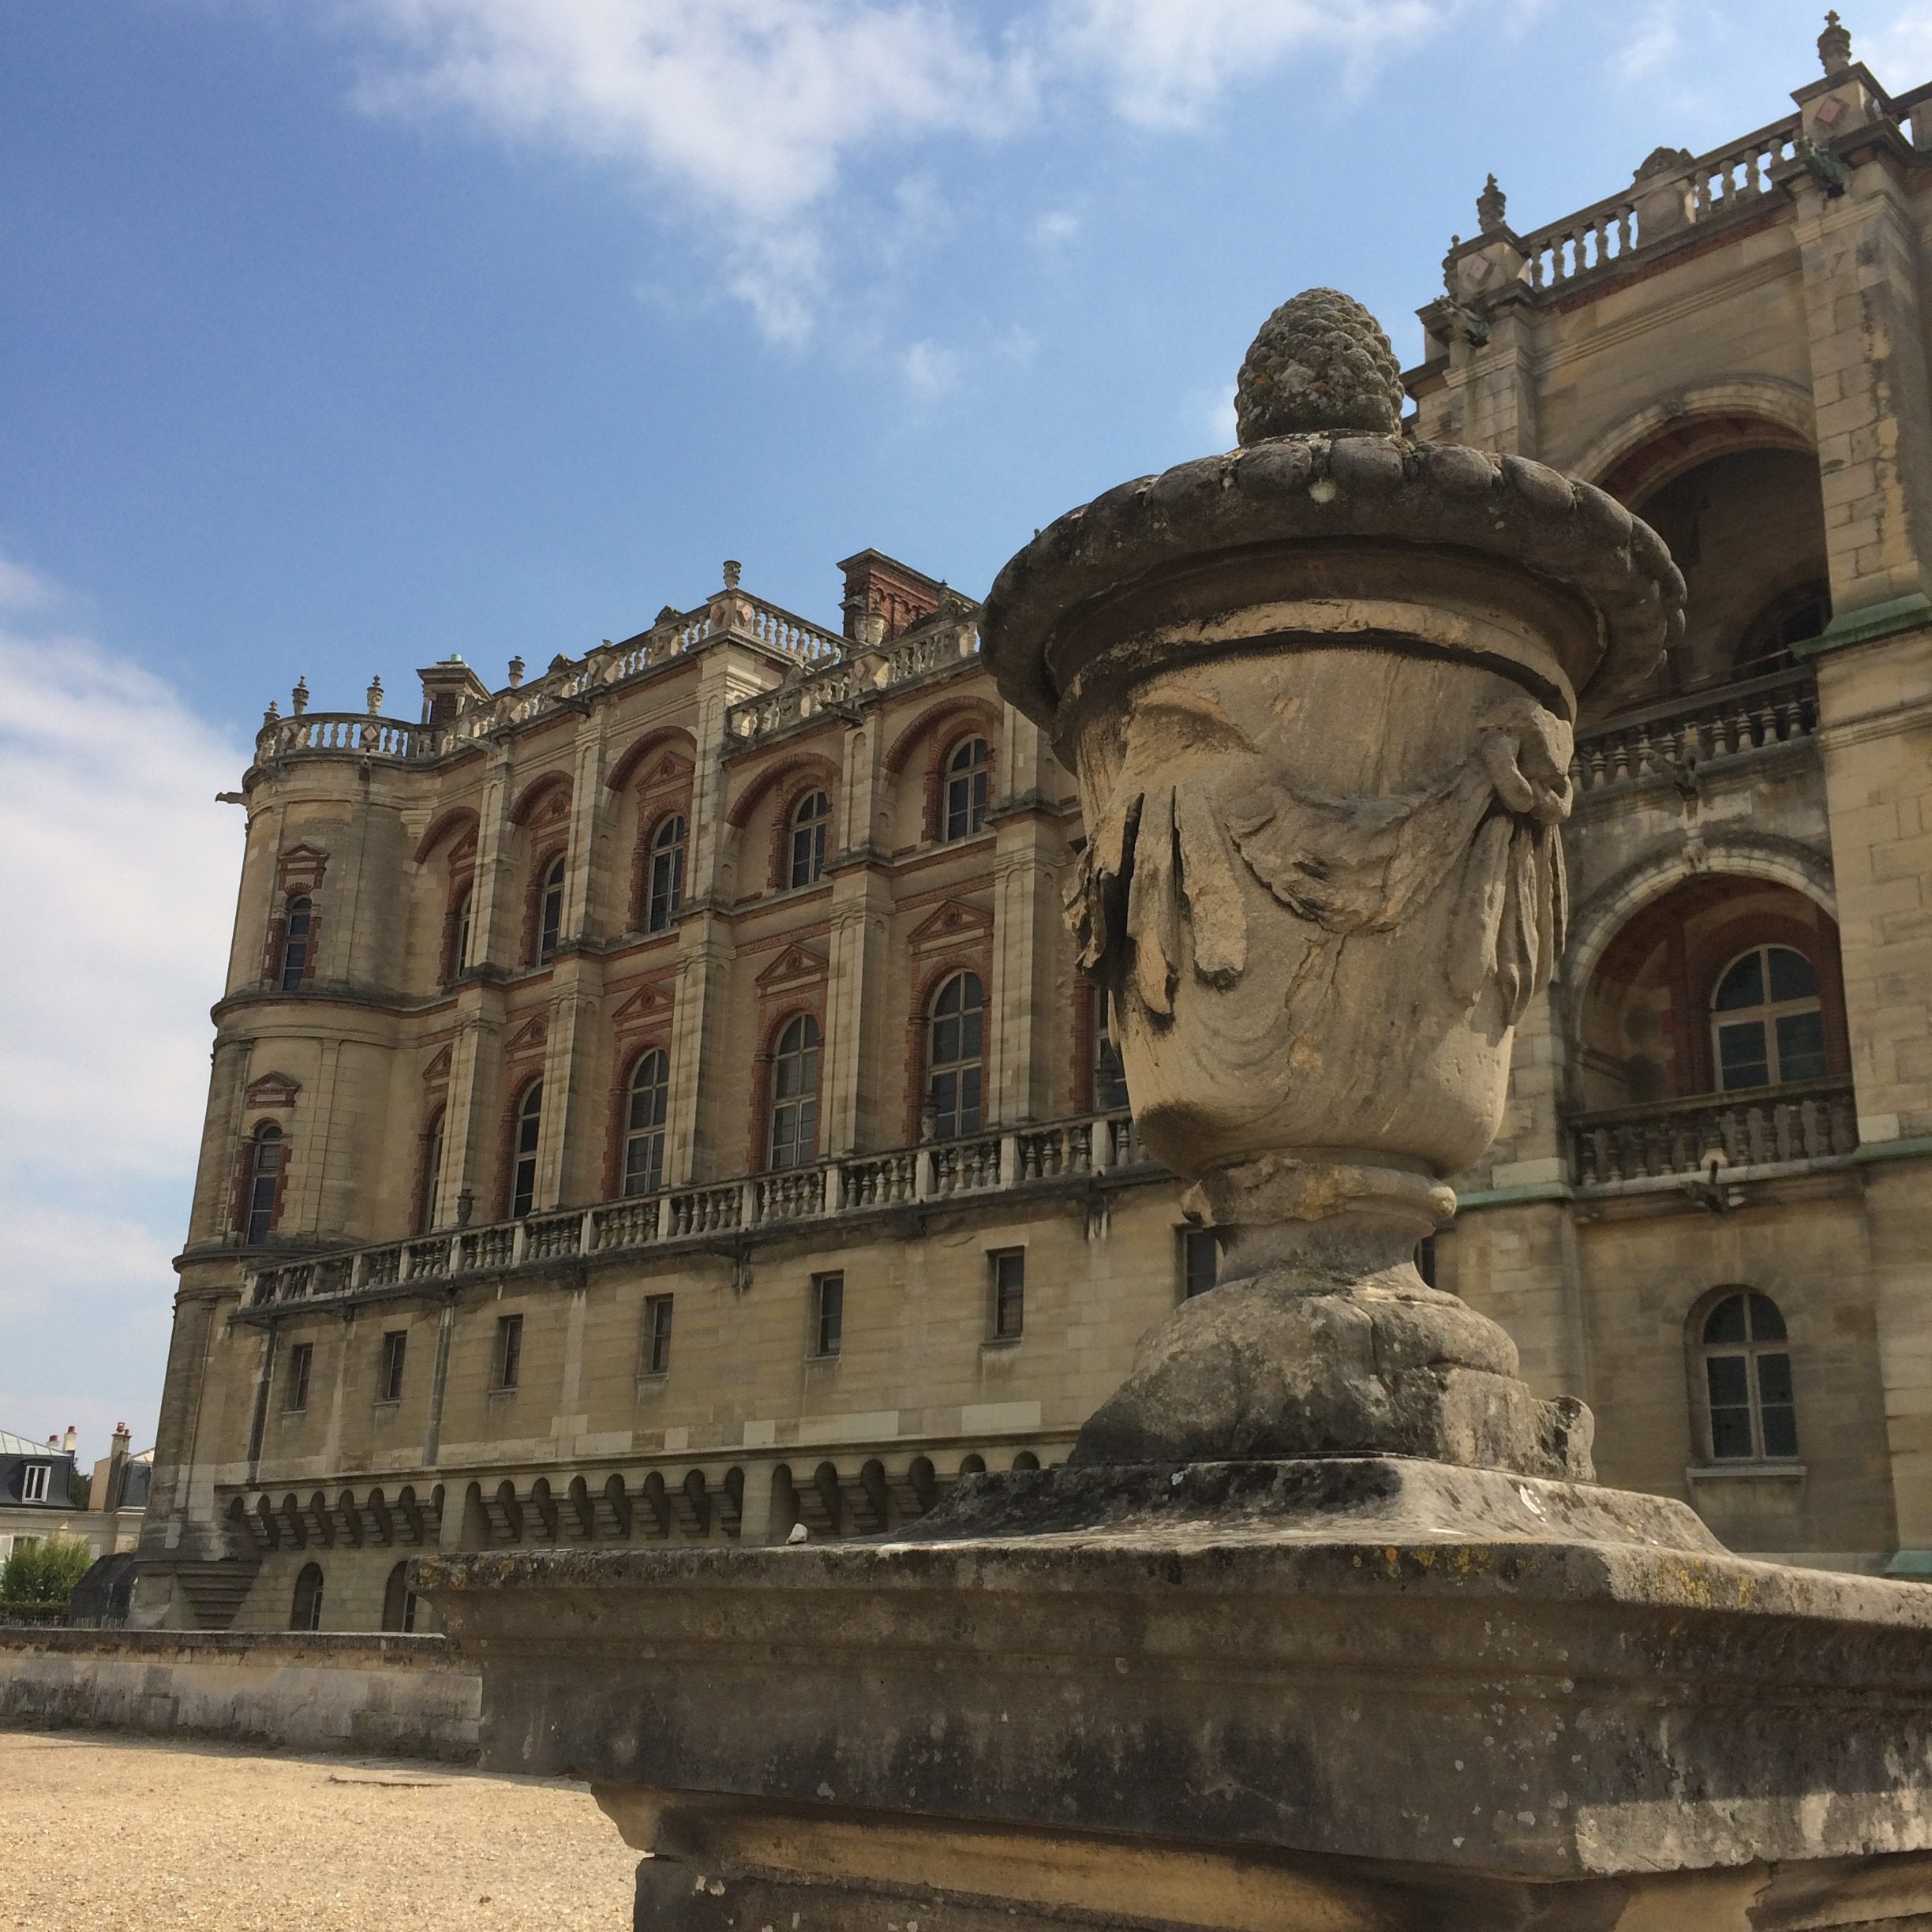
<box><xmin>1562</xmin><ymin>376</ymin><xmax>1817</xmax><ymax>501</ymax></box>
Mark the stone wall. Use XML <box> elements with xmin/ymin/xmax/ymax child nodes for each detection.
<box><xmin>0</xmin><ymin>1629</ymin><xmax>480</xmax><ymax>1761</ymax></box>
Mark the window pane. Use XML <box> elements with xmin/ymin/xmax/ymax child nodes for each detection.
<box><xmin>1713</xmin><ymin>952</ymin><xmax>1765</xmax><ymax>1012</ymax></box>
<box><xmin>1709</xmin><ymin>1405</ymin><xmax>1755</xmax><ymax>1459</ymax></box>
<box><xmin>1768</xmin><ymin>947</ymin><xmax>1817</xmax><ymax>1002</ymax></box>
<box><xmin>1704</xmin><ymin>1294</ymin><xmax>1748</xmax><ymax>1345</ymax></box>
<box><xmin>1705</xmin><ymin>1354</ymin><xmax>1750</xmax><ymax>1406</ymax></box>
<box><xmin>1716</xmin><ymin>1022</ymin><xmax>1769</xmax><ymax>1091</ymax></box>
<box><xmin>1755</xmin><ymin>1350</ymin><xmax>1793</xmax><ymax>1406</ymax></box>
<box><xmin>1747</xmin><ymin>1293</ymin><xmax>1787</xmax><ymax>1343</ymax></box>
<box><xmin>1760</xmin><ymin>1403</ymin><xmax>1799</xmax><ymax>1458</ymax></box>
<box><xmin>1183</xmin><ymin>1229</ymin><xmax>1217</xmax><ymax>1298</ymax></box>
<box><xmin>961</xmin><ymin>1004</ymin><xmax>983</xmax><ymax>1058</ymax></box>
<box><xmin>959</xmin><ymin>1066</ymin><xmax>982</xmax><ymax>1136</ymax></box>
<box><xmin>1774</xmin><ymin>1010</ymin><xmax>1826</xmax><ymax>1083</ymax></box>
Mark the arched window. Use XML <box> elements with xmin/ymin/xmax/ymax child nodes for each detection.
<box><xmin>536</xmin><ymin>856</ymin><xmax>566</xmax><ymax>964</ymax></box>
<box><xmin>510</xmin><ymin>1082</ymin><xmax>542</xmax><ymax>1219</ymax></box>
<box><xmin>1711</xmin><ymin>945</ymin><xmax>1825</xmax><ymax>1091</ymax></box>
<box><xmin>623</xmin><ymin>1050</ymin><xmax>669</xmax><ymax>1196</ymax></box>
<box><xmin>1090</xmin><ymin>987</ymin><xmax>1128</xmax><ymax>1112</ymax></box>
<box><xmin>647</xmin><ymin>816</ymin><xmax>687</xmax><ymax>931</ymax></box>
<box><xmin>381</xmin><ymin>1559</ymin><xmax>417</xmax><ymax>1633</ymax></box>
<box><xmin>244</xmin><ymin>1125</ymin><xmax>283</xmax><ymax>1245</ymax></box>
<box><xmin>788</xmin><ymin>790</ymin><xmax>829</xmax><ymax>888</ymax></box>
<box><xmin>279</xmin><ymin>897</ymin><xmax>313</xmax><ymax>991</ymax></box>
<box><xmin>417</xmin><ymin>1110</ymin><xmax>445</xmax><ymax>1234</ymax></box>
<box><xmin>290</xmin><ymin>1561</ymin><xmax>324</xmax><ymax>1632</ymax></box>
<box><xmin>1699</xmin><ymin>1290</ymin><xmax>1798</xmax><ymax>1461</ymax></box>
<box><xmin>446</xmin><ymin>885</ymin><xmax>473</xmax><ymax>984</ymax></box>
<box><xmin>942</xmin><ymin>739</ymin><xmax>990</xmax><ymax>841</ymax></box>
<box><xmin>1735</xmin><ymin>581</ymin><xmax>1830</xmax><ymax>678</ymax></box>
<box><xmin>925</xmin><ymin>971</ymin><xmax>984</xmax><ymax>1140</ymax></box>
<box><xmin>767</xmin><ymin>1015</ymin><xmax>821</xmax><ymax>1170</ymax></box>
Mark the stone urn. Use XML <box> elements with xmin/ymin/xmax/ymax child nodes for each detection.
<box><xmin>982</xmin><ymin>290</ymin><xmax>1684</xmax><ymax>1477</ymax></box>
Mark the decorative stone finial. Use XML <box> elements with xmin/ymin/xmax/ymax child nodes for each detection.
<box><xmin>365</xmin><ymin>675</ymin><xmax>384</xmax><ymax>714</ymax></box>
<box><xmin>1234</xmin><ymin>289</ymin><xmax>1406</xmax><ymax>445</ymax></box>
<box><xmin>290</xmin><ymin>676</ymin><xmax>309</xmax><ymax>715</ymax></box>
<box><xmin>262</xmin><ymin>700</ymin><xmax>279</xmax><ymax>725</ymax></box>
<box><xmin>1634</xmin><ymin>144</ymin><xmax>1694</xmax><ymax>182</ymax></box>
<box><xmin>507</xmin><ymin>655</ymin><xmax>526</xmax><ymax>688</ymax></box>
<box><xmin>1819</xmin><ymin>9</ymin><xmax>1852</xmax><ymax>73</ymax></box>
<box><xmin>723</xmin><ymin>559</ymin><xmax>743</xmax><ymax>590</ymax></box>
<box><xmin>1476</xmin><ymin>171</ymin><xmax>1507</xmax><ymax>233</ymax></box>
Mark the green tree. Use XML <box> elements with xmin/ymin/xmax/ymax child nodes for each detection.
<box><xmin>0</xmin><ymin>1535</ymin><xmax>95</xmax><ymax>1608</ymax></box>
<box><xmin>68</xmin><ymin>1471</ymin><xmax>92</xmax><ymax>1511</ymax></box>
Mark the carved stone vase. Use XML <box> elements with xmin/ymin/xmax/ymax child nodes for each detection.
<box><xmin>982</xmin><ymin>290</ymin><xmax>1685</xmax><ymax>1477</ymax></box>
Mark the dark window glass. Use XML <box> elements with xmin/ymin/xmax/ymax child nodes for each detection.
<box><xmin>768</xmin><ymin>1015</ymin><xmax>821</xmax><ymax>1170</ymax></box>
<box><xmin>511</xmin><ymin>1084</ymin><xmax>542</xmax><ymax>1219</ymax></box>
<box><xmin>642</xmin><ymin>1296</ymin><xmax>673</xmax><ymax>1376</ymax></box>
<box><xmin>283</xmin><ymin>1341</ymin><xmax>312</xmax><ymax>1414</ymax></box>
<box><xmin>943</xmin><ymin>738</ymin><xmax>990</xmax><ymax>841</ymax></box>
<box><xmin>380</xmin><ymin>1330</ymin><xmax>407</xmax><ymax>1403</ymax></box>
<box><xmin>245</xmin><ymin>1125</ymin><xmax>283</xmax><ymax>1245</ymax></box>
<box><xmin>990</xmin><ymin>1250</ymin><xmax>1025</xmax><ymax>1339</ymax></box>
<box><xmin>1699</xmin><ymin>1290</ymin><xmax>1799</xmax><ymax>1461</ymax></box>
<box><xmin>279</xmin><ymin>897</ymin><xmax>312</xmax><ymax>991</ymax></box>
<box><xmin>647</xmin><ymin>816</ymin><xmax>687</xmax><ymax>932</ymax></box>
<box><xmin>926</xmin><ymin>972</ymin><xmax>985</xmax><ymax>1140</ymax></box>
<box><xmin>290</xmin><ymin>1562</ymin><xmax>324</xmax><ymax>1632</ymax></box>
<box><xmin>1181</xmin><ymin>1228</ymin><xmax>1218</xmax><ymax>1299</ymax></box>
<box><xmin>493</xmin><ymin>1313</ymin><xmax>523</xmax><ymax>1391</ymax></box>
<box><xmin>788</xmin><ymin>791</ymin><xmax>829</xmax><ymax>888</ymax></box>
<box><xmin>1712</xmin><ymin>946</ymin><xmax>1825</xmax><ymax>1092</ymax></box>
<box><xmin>1091</xmin><ymin>990</ymin><xmax>1129</xmax><ymax>1112</ymax></box>
<box><xmin>814</xmin><ymin>1273</ymin><xmax>844</xmax><ymax>1357</ymax></box>
<box><xmin>418</xmin><ymin>1112</ymin><xmax>444</xmax><ymax>1234</ymax></box>
<box><xmin>623</xmin><ymin>1050</ymin><xmax>669</xmax><ymax>1196</ymax></box>
<box><xmin>381</xmin><ymin>1560</ymin><xmax>416</xmax><ymax>1633</ymax></box>
<box><xmin>448</xmin><ymin>887</ymin><xmax>472</xmax><ymax>983</ymax></box>
<box><xmin>537</xmin><ymin>857</ymin><xmax>566</xmax><ymax>964</ymax></box>
<box><xmin>1414</xmin><ymin>1234</ymin><xmax>1437</xmax><ymax>1289</ymax></box>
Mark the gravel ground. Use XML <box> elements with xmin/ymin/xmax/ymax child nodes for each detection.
<box><xmin>0</xmin><ymin>1732</ymin><xmax>641</xmax><ymax>1931</ymax></box>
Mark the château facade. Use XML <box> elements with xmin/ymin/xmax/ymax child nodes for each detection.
<box><xmin>133</xmin><ymin>19</ymin><xmax>1932</xmax><ymax>1630</ymax></box>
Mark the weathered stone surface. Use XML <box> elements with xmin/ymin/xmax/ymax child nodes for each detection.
<box><xmin>1233</xmin><ymin>287</ymin><xmax>1407</xmax><ymax>443</ymax></box>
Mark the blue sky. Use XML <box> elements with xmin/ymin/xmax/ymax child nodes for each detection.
<box><xmin>3</xmin><ymin>0</ymin><xmax>1927</xmax><ymax>1458</ymax></box>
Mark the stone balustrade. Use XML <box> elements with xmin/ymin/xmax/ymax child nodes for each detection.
<box><xmin>1567</xmin><ymin>1076</ymin><xmax>1858</xmax><ymax>1188</ymax></box>
<box><xmin>1518</xmin><ymin>115</ymin><xmax>1800</xmax><ymax>292</ymax></box>
<box><xmin>245</xmin><ymin>1111</ymin><xmax>1152</xmax><ymax>1310</ymax></box>
<box><xmin>724</xmin><ymin>618</ymin><xmax>983</xmax><ymax>748</ymax></box>
<box><xmin>1570</xmin><ymin>664</ymin><xmax>1818</xmax><ymax>796</ymax></box>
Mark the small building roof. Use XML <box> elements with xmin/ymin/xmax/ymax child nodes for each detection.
<box><xmin>0</xmin><ymin>1429</ymin><xmax>65</xmax><ymax>1458</ymax></box>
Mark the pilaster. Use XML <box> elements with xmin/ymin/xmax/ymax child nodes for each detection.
<box><xmin>985</xmin><ymin>709</ymin><xmax>1061</xmax><ymax>1128</ymax></box>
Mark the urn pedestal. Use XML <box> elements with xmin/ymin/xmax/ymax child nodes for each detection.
<box><xmin>417</xmin><ymin>293</ymin><xmax>1932</xmax><ymax>1932</ymax></box>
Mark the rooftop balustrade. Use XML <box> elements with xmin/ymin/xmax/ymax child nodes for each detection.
<box><xmin>724</xmin><ymin>616</ymin><xmax>983</xmax><ymax>748</ymax></box>
<box><xmin>245</xmin><ymin>1111</ymin><xmax>1152</xmax><ymax>1312</ymax></box>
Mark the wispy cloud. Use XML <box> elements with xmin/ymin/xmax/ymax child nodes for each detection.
<box><xmin>329</xmin><ymin>0</ymin><xmax>1465</xmax><ymax>341</ymax></box>
<box><xmin>1032</xmin><ymin>208</ymin><xmax>1080</xmax><ymax>249</ymax></box>
<box><xmin>0</xmin><ymin>558</ymin><xmax>245</xmax><ymax>1452</ymax></box>
<box><xmin>900</xmin><ymin>338</ymin><xmax>962</xmax><ymax>399</ymax></box>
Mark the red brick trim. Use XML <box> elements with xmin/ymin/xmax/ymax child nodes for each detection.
<box><xmin>747</xmin><ymin>1001</ymin><xmax>828</xmax><ymax>1173</ymax></box>
<box><xmin>607</xmin><ymin>728</ymin><xmax>698</xmax><ymax>796</ymax></box>
<box><xmin>605</xmin><ymin>1036</ymin><xmax>673</xmax><ymax>1198</ymax></box>
<box><xmin>412</xmin><ymin>807</ymin><xmax>480</xmax><ymax>866</ymax></box>
<box><xmin>500</xmin><ymin>1074</ymin><xmax>545</xmax><ymax>1221</ymax></box>
<box><xmin>508</xmin><ymin>772</ymin><xmax>572</xmax><ymax>827</ymax></box>
<box><xmin>903</xmin><ymin>949</ymin><xmax>993</xmax><ymax>1143</ymax></box>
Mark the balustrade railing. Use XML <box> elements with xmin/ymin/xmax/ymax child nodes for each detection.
<box><xmin>1571</xmin><ymin>665</ymin><xmax>1818</xmax><ymax>796</ymax></box>
<box><xmin>1519</xmin><ymin>115</ymin><xmax>1800</xmax><ymax>294</ymax></box>
<box><xmin>245</xmin><ymin>1110</ymin><xmax>1152</xmax><ymax>1308</ymax></box>
<box><xmin>1568</xmin><ymin>1078</ymin><xmax>1856</xmax><ymax>1187</ymax></box>
<box><xmin>724</xmin><ymin>620</ymin><xmax>983</xmax><ymax>748</ymax></box>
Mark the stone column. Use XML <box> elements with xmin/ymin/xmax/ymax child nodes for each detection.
<box><xmin>821</xmin><ymin>720</ymin><xmax>888</xmax><ymax>1155</ymax></box>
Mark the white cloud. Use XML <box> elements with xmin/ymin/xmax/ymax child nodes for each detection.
<box><xmin>0</xmin><ymin>559</ymin><xmax>245</xmax><ymax>1448</ymax></box>
<box><xmin>1185</xmin><ymin>381</ymin><xmax>1238</xmax><ymax>450</ymax></box>
<box><xmin>1611</xmin><ymin>2</ymin><xmax>1679</xmax><ymax>84</ymax></box>
<box><xmin>326</xmin><ymin>0</ymin><xmax>1464</xmax><ymax>338</ymax></box>
<box><xmin>900</xmin><ymin>338</ymin><xmax>962</xmax><ymax>399</ymax></box>
<box><xmin>1863</xmin><ymin>5</ymin><xmax>1932</xmax><ymax>84</ymax></box>
<box><xmin>1032</xmin><ymin>208</ymin><xmax>1080</xmax><ymax>248</ymax></box>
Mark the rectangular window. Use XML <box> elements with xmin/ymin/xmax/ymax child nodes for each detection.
<box><xmin>379</xmin><ymin>1330</ymin><xmax>407</xmax><ymax>1404</ymax></box>
<box><xmin>990</xmin><ymin>1249</ymin><xmax>1025</xmax><ymax>1341</ymax></box>
<box><xmin>20</xmin><ymin>1462</ymin><xmax>50</xmax><ymax>1504</ymax></box>
<box><xmin>283</xmin><ymin>1342</ymin><xmax>313</xmax><ymax>1414</ymax></box>
<box><xmin>1181</xmin><ymin>1227</ymin><xmax>1218</xmax><ymax>1299</ymax></box>
<box><xmin>812</xmin><ymin>1272</ymin><xmax>844</xmax><ymax>1358</ymax></box>
<box><xmin>642</xmin><ymin>1296</ymin><xmax>673</xmax><ymax>1377</ymax></box>
<box><xmin>492</xmin><ymin>1313</ymin><xmax>523</xmax><ymax>1392</ymax></box>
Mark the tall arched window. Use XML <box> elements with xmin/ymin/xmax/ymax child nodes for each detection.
<box><xmin>244</xmin><ymin>1125</ymin><xmax>283</xmax><ymax>1245</ymax></box>
<box><xmin>623</xmin><ymin>1050</ymin><xmax>669</xmax><ymax>1196</ymax></box>
<box><xmin>1699</xmin><ymin>1290</ymin><xmax>1798</xmax><ymax>1461</ymax></box>
<box><xmin>942</xmin><ymin>739</ymin><xmax>990</xmax><ymax>841</ymax></box>
<box><xmin>510</xmin><ymin>1082</ymin><xmax>542</xmax><ymax>1219</ymax></box>
<box><xmin>536</xmin><ymin>856</ymin><xmax>566</xmax><ymax>964</ymax></box>
<box><xmin>1711</xmin><ymin>945</ymin><xmax>1825</xmax><ymax>1091</ymax></box>
<box><xmin>647</xmin><ymin>816</ymin><xmax>687</xmax><ymax>931</ymax></box>
<box><xmin>767</xmin><ymin>1015</ymin><xmax>821</xmax><ymax>1170</ymax></box>
<box><xmin>1091</xmin><ymin>987</ymin><xmax>1128</xmax><ymax>1112</ymax></box>
<box><xmin>381</xmin><ymin>1559</ymin><xmax>417</xmax><ymax>1633</ymax></box>
<box><xmin>290</xmin><ymin>1561</ymin><xmax>324</xmax><ymax>1632</ymax></box>
<box><xmin>417</xmin><ymin>1110</ymin><xmax>445</xmax><ymax>1234</ymax></box>
<box><xmin>279</xmin><ymin>897</ymin><xmax>313</xmax><ymax>990</ymax></box>
<box><xmin>788</xmin><ymin>791</ymin><xmax>829</xmax><ymax>888</ymax></box>
<box><xmin>926</xmin><ymin>972</ymin><xmax>985</xmax><ymax>1140</ymax></box>
<box><xmin>446</xmin><ymin>885</ymin><xmax>473</xmax><ymax>984</ymax></box>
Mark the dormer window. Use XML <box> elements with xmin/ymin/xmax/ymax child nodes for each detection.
<box><xmin>20</xmin><ymin>1462</ymin><xmax>50</xmax><ymax>1503</ymax></box>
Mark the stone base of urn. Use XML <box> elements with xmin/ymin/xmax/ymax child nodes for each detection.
<box><xmin>417</xmin><ymin>1459</ymin><xmax>1932</xmax><ymax>1932</ymax></box>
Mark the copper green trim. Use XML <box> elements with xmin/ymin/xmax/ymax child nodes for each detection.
<box><xmin>1850</xmin><ymin>1136</ymin><xmax>1932</xmax><ymax>1165</ymax></box>
<box><xmin>1885</xmin><ymin>1550</ymin><xmax>1932</xmax><ymax>1580</ymax></box>
<box><xmin>1452</xmin><ymin>1183</ymin><xmax>1575</xmax><ymax>1211</ymax></box>
<box><xmin>1795</xmin><ymin>592</ymin><xmax>1932</xmax><ymax>657</ymax></box>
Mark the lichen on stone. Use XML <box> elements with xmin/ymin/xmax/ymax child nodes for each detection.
<box><xmin>1234</xmin><ymin>288</ymin><xmax>1406</xmax><ymax>444</ymax></box>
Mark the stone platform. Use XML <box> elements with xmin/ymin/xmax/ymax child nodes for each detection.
<box><xmin>418</xmin><ymin>1461</ymin><xmax>1932</xmax><ymax>1930</ymax></box>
